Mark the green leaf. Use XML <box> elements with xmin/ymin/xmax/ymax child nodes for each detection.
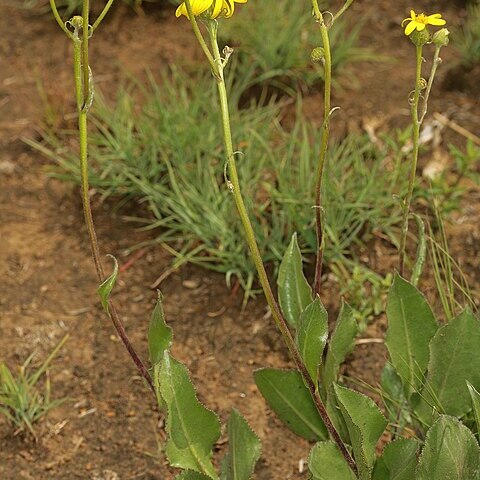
<box><xmin>420</xmin><ymin>310</ymin><xmax>480</xmax><ymax>419</ymax></box>
<box><xmin>148</xmin><ymin>293</ymin><xmax>173</xmax><ymax>365</ymax></box>
<box><xmin>160</xmin><ymin>352</ymin><xmax>220</xmax><ymax>479</ymax></box>
<box><xmin>373</xmin><ymin>439</ymin><xmax>418</xmax><ymax>480</ymax></box>
<box><xmin>308</xmin><ymin>441</ymin><xmax>357</xmax><ymax>480</ymax></box>
<box><xmin>385</xmin><ymin>274</ymin><xmax>438</xmax><ymax>396</ymax></box>
<box><xmin>334</xmin><ymin>384</ymin><xmax>387</xmax><ymax>480</ymax></box>
<box><xmin>277</xmin><ymin>233</ymin><xmax>312</xmax><ymax>327</ymax></box>
<box><xmin>416</xmin><ymin>415</ymin><xmax>480</xmax><ymax>480</ymax></box>
<box><xmin>296</xmin><ymin>297</ymin><xmax>328</xmax><ymax>385</ymax></box>
<box><xmin>254</xmin><ymin>368</ymin><xmax>327</xmax><ymax>441</ymax></box>
<box><xmin>322</xmin><ymin>302</ymin><xmax>357</xmax><ymax>395</ymax></box>
<box><xmin>97</xmin><ymin>255</ymin><xmax>118</xmax><ymax>313</ymax></box>
<box><xmin>380</xmin><ymin>363</ymin><xmax>411</xmax><ymax>429</ymax></box>
<box><xmin>220</xmin><ymin>409</ymin><xmax>261</xmax><ymax>480</ymax></box>
<box><xmin>176</xmin><ymin>472</ymin><xmax>212</xmax><ymax>480</ymax></box>
<box><xmin>467</xmin><ymin>381</ymin><xmax>480</xmax><ymax>432</ymax></box>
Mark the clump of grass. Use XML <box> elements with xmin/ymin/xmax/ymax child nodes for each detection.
<box><xmin>454</xmin><ymin>1</ymin><xmax>480</xmax><ymax>67</ymax></box>
<box><xmin>28</xmin><ymin>68</ymin><xmax>416</xmax><ymax>301</ymax></box>
<box><xmin>219</xmin><ymin>0</ymin><xmax>376</xmax><ymax>95</ymax></box>
<box><xmin>0</xmin><ymin>335</ymin><xmax>68</xmax><ymax>438</ymax></box>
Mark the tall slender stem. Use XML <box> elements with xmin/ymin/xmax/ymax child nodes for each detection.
<box><xmin>400</xmin><ymin>45</ymin><xmax>423</xmax><ymax>276</ymax></box>
<box><xmin>72</xmin><ymin>23</ymin><xmax>154</xmax><ymax>393</ymax></box>
<box><xmin>311</xmin><ymin>1</ymin><xmax>332</xmax><ymax>297</ymax></box>
<box><xmin>205</xmin><ymin>24</ymin><xmax>357</xmax><ymax>475</ymax></box>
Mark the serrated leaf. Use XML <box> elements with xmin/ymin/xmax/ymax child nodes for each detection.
<box><xmin>160</xmin><ymin>352</ymin><xmax>220</xmax><ymax>479</ymax></box>
<box><xmin>148</xmin><ymin>293</ymin><xmax>173</xmax><ymax>365</ymax></box>
<box><xmin>97</xmin><ymin>255</ymin><xmax>118</xmax><ymax>313</ymax></box>
<box><xmin>385</xmin><ymin>274</ymin><xmax>438</xmax><ymax>397</ymax></box>
<box><xmin>296</xmin><ymin>297</ymin><xmax>328</xmax><ymax>385</ymax></box>
<box><xmin>419</xmin><ymin>310</ymin><xmax>480</xmax><ymax>420</ymax></box>
<box><xmin>220</xmin><ymin>409</ymin><xmax>261</xmax><ymax>480</ymax></box>
<box><xmin>334</xmin><ymin>384</ymin><xmax>387</xmax><ymax>480</ymax></box>
<box><xmin>372</xmin><ymin>439</ymin><xmax>418</xmax><ymax>480</ymax></box>
<box><xmin>176</xmin><ymin>472</ymin><xmax>212</xmax><ymax>480</ymax></box>
<box><xmin>322</xmin><ymin>302</ymin><xmax>357</xmax><ymax>396</ymax></box>
<box><xmin>416</xmin><ymin>415</ymin><xmax>480</xmax><ymax>480</ymax></box>
<box><xmin>254</xmin><ymin>368</ymin><xmax>327</xmax><ymax>441</ymax></box>
<box><xmin>277</xmin><ymin>233</ymin><xmax>312</xmax><ymax>327</ymax></box>
<box><xmin>467</xmin><ymin>382</ymin><xmax>480</xmax><ymax>432</ymax></box>
<box><xmin>309</xmin><ymin>441</ymin><xmax>357</xmax><ymax>480</ymax></box>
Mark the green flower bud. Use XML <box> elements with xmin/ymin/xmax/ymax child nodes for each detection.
<box><xmin>70</xmin><ymin>15</ymin><xmax>83</xmax><ymax>29</ymax></box>
<box><xmin>432</xmin><ymin>28</ymin><xmax>450</xmax><ymax>47</ymax></box>
<box><xmin>409</xmin><ymin>28</ymin><xmax>431</xmax><ymax>46</ymax></box>
<box><xmin>311</xmin><ymin>47</ymin><xmax>325</xmax><ymax>64</ymax></box>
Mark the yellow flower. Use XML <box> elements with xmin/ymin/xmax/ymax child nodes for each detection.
<box><xmin>175</xmin><ymin>0</ymin><xmax>247</xmax><ymax>19</ymax></box>
<box><xmin>402</xmin><ymin>10</ymin><xmax>446</xmax><ymax>36</ymax></box>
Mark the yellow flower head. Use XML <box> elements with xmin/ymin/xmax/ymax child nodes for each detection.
<box><xmin>402</xmin><ymin>10</ymin><xmax>446</xmax><ymax>36</ymax></box>
<box><xmin>175</xmin><ymin>0</ymin><xmax>247</xmax><ymax>19</ymax></box>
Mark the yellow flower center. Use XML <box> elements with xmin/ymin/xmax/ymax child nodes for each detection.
<box><xmin>415</xmin><ymin>13</ymin><xmax>429</xmax><ymax>25</ymax></box>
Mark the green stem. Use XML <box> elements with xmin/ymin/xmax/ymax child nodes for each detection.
<box><xmin>49</xmin><ymin>0</ymin><xmax>73</xmax><ymax>38</ymax></box>
<box><xmin>419</xmin><ymin>46</ymin><xmax>441</xmax><ymax>124</ymax></box>
<box><xmin>205</xmin><ymin>23</ymin><xmax>357</xmax><ymax>476</ymax></box>
<box><xmin>311</xmin><ymin>1</ymin><xmax>332</xmax><ymax>297</ymax></box>
<box><xmin>72</xmin><ymin>23</ymin><xmax>154</xmax><ymax>393</ymax></box>
<box><xmin>399</xmin><ymin>45</ymin><xmax>423</xmax><ymax>276</ymax></box>
<box><xmin>81</xmin><ymin>0</ymin><xmax>90</xmax><ymax>108</ymax></box>
<box><xmin>334</xmin><ymin>0</ymin><xmax>354</xmax><ymax>21</ymax></box>
<box><xmin>92</xmin><ymin>0</ymin><xmax>116</xmax><ymax>31</ymax></box>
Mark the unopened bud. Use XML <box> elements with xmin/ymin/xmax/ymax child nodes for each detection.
<box><xmin>311</xmin><ymin>47</ymin><xmax>325</xmax><ymax>63</ymax></box>
<box><xmin>70</xmin><ymin>15</ymin><xmax>83</xmax><ymax>29</ymax></box>
<box><xmin>432</xmin><ymin>28</ymin><xmax>450</xmax><ymax>47</ymax></box>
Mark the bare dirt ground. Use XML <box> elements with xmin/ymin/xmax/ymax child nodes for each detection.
<box><xmin>0</xmin><ymin>0</ymin><xmax>479</xmax><ymax>478</ymax></box>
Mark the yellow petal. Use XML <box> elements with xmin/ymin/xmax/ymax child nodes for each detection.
<box><xmin>428</xmin><ymin>13</ymin><xmax>442</xmax><ymax>18</ymax></box>
<box><xmin>211</xmin><ymin>0</ymin><xmax>223</xmax><ymax>17</ymax></box>
<box><xmin>428</xmin><ymin>17</ymin><xmax>446</xmax><ymax>26</ymax></box>
<box><xmin>416</xmin><ymin>23</ymin><xmax>426</xmax><ymax>31</ymax></box>
<box><xmin>410</xmin><ymin>9</ymin><xmax>416</xmax><ymax>20</ymax></box>
<box><xmin>175</xmin><ymin>3</ymin><xmax>187</xmax><ymax>17</ymax></box>
<box><xmin>404</xmin><ymin>20</ymin><xmax>416</xmax><ymax>35</ymax></box>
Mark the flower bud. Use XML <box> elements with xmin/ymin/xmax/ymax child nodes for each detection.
<box><xmin>432</xmin><ymin>28</ymin><xmax>450</xmax><ymax>47</ymax></box>
<box><xmin>409</xmin><ymin>28</ymin><xmax>431</xmax><ymax>46</ymax></box>
<box><xmin>311</xmin><ymin>47</ymin><xmax>325</xmax><ymax>64</ymax></box>
<box><xmin>70</xmin><ymin>15</ymin><xmax>83</xmax><ymax>29</ymax></box>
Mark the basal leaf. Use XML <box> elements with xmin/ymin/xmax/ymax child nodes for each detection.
<box><xmin>148</xmin><ymin>293</ymin><xmax>173</xmax><ymax>365</ymax></box>
<box><xmin>277</xmin><ymin>233</ymin><xmax>312</xmax><ymax>327</ymax></box>
<box><xmin>322</xmin><ymin>302</ymin><xmax>357</xmax><ymax>396</ymax></box>
<box><xmin>176</xmin><ymin>472</ymin><xmax>212</xmax><ymax>480</ymax></box>
<box><xmin>420</xmin><ymin>310</ymin><xmax>480</xmax><ymax>420</ymax></box>
<box><xmin>254</xmin><ymin>368</ymin><xmax>327</xmax><ymax>441</ymax></box>
<box><xmin>380</xmin><ymin>363</ymin><xmax>411</xmax><ymax>430</ymax></box>
<box><xmin>97</xmin><ymin>255</ymin><xmax>118</xmax><ymax>313</ymax></box>
<box><xmin>296</xmin><ymin>297</ymin><xmax>328</xmax><ymax>385</ymax></box>
<box><xmin>309</xmin><ymin>441</ymin><xmax>357</xmax><ymax>480</ymax></box>
<box><xmin>160</xmin><ymin>352</ymin><xmax>220</xmax><ymax>479</ymax></box>
<box><xmin>385</xmin><ymin>274</ymin><xmax>438</xmax><ymax>397</ymax></box>
<box><xmin>373</xmin><ymin>439</ymin><xmax>418</xmax><ymax>480</ymax></box>
<box><xmin>220</xmin><ymin>409</ymin><xmax>261</xmax><ymax>480</ymax></box>
<box><xmin>416</xmin><ymin>415</ymin><xmax>480</xmax><ymax>480</ymax></box>
<box><xmin>334</xmin><ymin>384</ymin><xmax>387</xmax><ymax>480</ymax></box>
<box><xmin>467</xmin><ymin>382</ymin><xmax>480</xmax><ymax>433</ymax></box>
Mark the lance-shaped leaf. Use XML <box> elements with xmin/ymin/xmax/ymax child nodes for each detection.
<box><xmin>254</xmin><ymin>368</ymin><xmax>327</xmax><ymax>441</ymax></box>
<box><xmin>322</xmin><ymin>302</ymin><xmax>357</xmax><ymax>395</ymax></box>
<box><xmin>277</xmin><ymin>233</ymin><xmax>312</xmax><ymax>327</ymax></box>
<box><xmin>220</xmin><ymin>409</ymin><xmax>261</xmax><ymax>480</ymax></box>
<box><xmin>416</xmin><ymin>415</ymin><xmax>480</xmax><ymax>480</ymax></box>
<box><xmin>373</xmin><ymin>439</ymin><xmax>419</xmax><ymax>480</ymax></box>
<box><xmin>97</xmin><ymin>255</ymin><xmax>118</xmax><ymax>313</ymax></box>
<box><xmin>334</xmin><ymin>384</ymin><xmax>387</xmax><ymax>480</ymax></box>
<box><xmin>308</xmin><ymin>441</ymin><xmax>357</xmax><ymax>480</ymax></box>
<box><xmin>385</xmin><ymin>274</ymin><xmax>438</xmax><ymax>396</ymax></box>
<box><xmin>380</xmin><ymin>363</ymin><xmax>411</xmax><ymax>430</ymax></box>
<box><xmin>148</xmin><ymin>293</ymin><xmax>173</xmax><ymax>365</ymax></box>
<box><xmin>467</xmin><ymin>382</ymin><xmax>480</xmax><ymax>432</ymax></box>
<box><xmin>296</xmin><ymin>297</ymin><xmax>328</xmax><ymax>385</ymax></box>
<box><xmin>420</xmin><ymin>310</ymin><xmax>480</xmax><ymax>419</ymax></box>
<box><xmin>160</xmin><ymin>352</ymin><xmax>220</xmax><ymax>479</ymax></box>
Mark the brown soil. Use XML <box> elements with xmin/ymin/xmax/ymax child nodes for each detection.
<box><xmin>1</xmin><ymin>1</ymin><xmax>479</xmax><ymax>479</ymax></box>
